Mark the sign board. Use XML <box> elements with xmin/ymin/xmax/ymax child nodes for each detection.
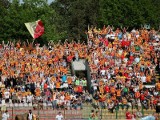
<box><xmin>72</xmin><ymin>59</ymin><xmax>86</xmax><ymax>71</ymax></box>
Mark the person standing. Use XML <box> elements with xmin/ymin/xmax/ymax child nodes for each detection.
<box><xmin>30</xmin><ymin>82</ymin><xmax>35</xmax><ymax>95</ymax></box>
<box><xmin>55</xmin><ymin>112</ymin><xmax>63</xmax><ymax>120</ymax></box>
<box><xmin>95</xmin><ymin>111</ymin><xmax>99</xmax><ymax>120</ymax></box>
<box><xmin>4</xmin><ymin>89</ymin><xmax>10</xmax><ymax>103</ymax></box>
<box><xmin>2</xmin><ymin>110</ymin><xmax>9</xmax><ymax>120</ymax></box>
<box><xmin>89</xmin><ymin>110</ymin><xmax>95</xmax><ymax>120</ymax></box>
<box><xmin>52</xmin><ymin>92</ymin><xmax>57</xmax><ymax>110</ymax></box>
<box><xmin>82</xmin><ymin>78</ymin><xmax>87</xmax><ymax>91</ymax></box>
<box><xmin>27</xmin><ymin>110</ymin><xmax>33</xmax><ymax>120</ymax></box>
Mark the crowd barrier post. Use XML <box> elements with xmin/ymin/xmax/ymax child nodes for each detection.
<box><xmin>12</xmin><ymin>106</ymin><xmax>13</xmax><ymax>120</ymax></box>
<box><xmin>100</xmin><ymin>108</ymin><xmax>102</xmax><ymax>120</ymax></box>
<box><xmin>64</xmin><ymin>108</ymin><xmax>65</xmax><ymax>119</ymax></box>
<box><xmin>141</xmin><ymin>105</ymin><xmax>144</xmax><ymax>116</ymax></box>
<box><xmin>115</xmin><ymin>106</ymin><xmax>118</xmax><ymax>119</ymax></box>
<box><xmin>37</xmin><ymin>103</ymin><xmax>40</xmax><ymax>120</ymax></box>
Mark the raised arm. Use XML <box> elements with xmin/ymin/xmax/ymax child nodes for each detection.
<box><xmin>31</xmin><ymin>39</ymin><xmax>35</xmax><ymax>45</ymax></box>
<box><xmin>26</xmin><ymin>39</ymin><xmax>29</xmax><ymax>45</ymax></box>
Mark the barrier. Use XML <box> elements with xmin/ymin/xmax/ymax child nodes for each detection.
<box><xmin>2</xmin><ymin>103</ymin><xmax>157</xmax><ymax>120</ymax></box>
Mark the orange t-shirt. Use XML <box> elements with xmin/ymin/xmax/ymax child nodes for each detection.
<box><xmin>139</xmin><ymin>83</ymin><xmax>143</xmax><ymax>90</ymax></box>
<box><xmin>56</xmin><ymin>82</ymin><xmax>61</xmax><ymax>88</ymax></box>
<box><xmin>35</xmin><ymin>88</ymin><xmax>41</xmax><ymax>96</ymax></box>
<box><xmin>156</xmin><ymin>83</ymin><xmax>160</xmax><ymax>91</ymax></box>
<box><xmin>67</xmin><ymin>77</ymin><xmax>72</xmax><ymax>84</ymax></box>
<box><xmin>146</xmin><ymin>75</ymin><xmax>151</xmax><ymax>83</ymax></box>
<box><xmin>22</xmin><ymin>92</ymin><xmax>26</xmax><ymax>97</ymax></box>
<box><xmin>110</xmin><ymin>87</ymin><xmax>116</xmax><ymax>94</ymax></box>
<box><xmin>135</xmin><ymin>92</ymin><xmax>140</xmax><ymax>98</ymax></box>
<box><xmin>10</xmin><ymin>88</ymin><xmax>15</xmax><ymax>94</ymax></box>
<box><xmin>99</xmin><ymin>80</ymin><xmax>104</xmax><ymax>86</ymax></box>
<box><xmin>74</xmin><ymin>87</ymin><xmax>78</xmax><ymax>92</ymax></box>
<box><xmin>65</xmin><ymin>95</ymin><xmax>71</xmax><ymax>100</ymax></box>
<box><xmin>99</xmin><ymin>94</ymin><xmax>106</xmax><ymax>101</ymax></box>
<box><xmin>122</xmin><ymin>98</ymin><xmax>127</xmax><ymax>104</ymax></box>
<box><xmin>111</xmin><ymin>95</ymin><xmax>116</xmax><ymax>101</ymax></box>
<box><xmin>116</xmin><ymin>90</ymin><xmax>121</xmax><ymax>97</ymax></box>
<box><xmin>99</xmin><ymin>86</ymin><xmax>104</xmax><ymax>94</ymax></box>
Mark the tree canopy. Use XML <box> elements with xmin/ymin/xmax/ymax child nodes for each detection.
<box><xmin>0</xmin><ymin>0</ymin><xmax>160</xmax><ymax>42</ymax></box>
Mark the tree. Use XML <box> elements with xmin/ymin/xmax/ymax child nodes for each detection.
<box><xmin>0</xmin><ymin>0</ymin><xmax>62</xmax><ymax>43</ymax></box>
<box><xmin>0</xmin><ymin>0</ymin><xmax>10</xmax><ymax>41</ymax></box>
<box><xmin>51</xmin><ymin>0</ymin><xmax>99</xmax><ymax>41</ymax></box>
<box><xmin>98</xmin><ymin>0</ymin><xmax>160</xmax><ymax>29</ymax></box>
<box><xmin>1</xmin><ymin>0</ymin><xmax>160</xmax><ymax>43</ymax></box>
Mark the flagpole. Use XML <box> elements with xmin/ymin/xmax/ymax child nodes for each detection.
<box><xmin>87</xmin><ymin>24</ymin><xmax>89</xmax><ymax>47</ymax></box>
<box><xmin>88</xmin><ymin>24</ymin><xmax>90</xmax><ymax>31</ymax></box>
<box><xmin>87</xmin><ymin>33</ymin><xmax>89</xmax><ymax>48</ymax></box>
<box><xmin>32</xmin><ymin>38</ymin><xmax>35</xmax><ymax>47</ymax></box>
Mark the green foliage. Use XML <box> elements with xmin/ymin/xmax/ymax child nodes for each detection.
<box><xmin>51</xmin><ymin>0</ymin><xmax>99</xmax><ymax>41</ymax></box>
<box><xmin>0</xmin><ymin>0</ymin><xmax>62</xmax><ymax>43</ymax></box>
<box><xmin>99</xmin><ymin>0</ymin><xmax>160</xmax><ymax>29</ymax></box>
<box><xmin>0</xmin><ymin>0</ymin><xmax>160</xmax><ymax>43</ymax></box>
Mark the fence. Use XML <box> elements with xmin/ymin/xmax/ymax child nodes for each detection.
<box><xmin>1</xmin><ymin>103</ymin><xmax>157</xmax><ymax>120</ymax></box>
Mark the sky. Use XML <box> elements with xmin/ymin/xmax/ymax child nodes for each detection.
<box><xmin>48</xmin><ymin>0</ymin><xmax>54</xmax><ymax>4</ymax></box>
<box><xmin>19</xmin><ymin>0</ymin><xmax>55</xmax><ymax>4</ymax></box>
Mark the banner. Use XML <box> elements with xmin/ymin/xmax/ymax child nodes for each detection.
<box><xmin>25</xmin><ymin>20</ymin><xmax>44</xmax><ymax>39</ymax></box>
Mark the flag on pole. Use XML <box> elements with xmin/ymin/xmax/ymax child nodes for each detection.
<box><xmin>25</xmin><ymin>20</ymin><xmax>44</xmax><ymax>39</ymax></box>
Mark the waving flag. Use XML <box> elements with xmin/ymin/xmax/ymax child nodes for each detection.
<box><xmin>25</xmin><ymin>20</ymin><xmax>44</xmax><ymax>39</ymax></box>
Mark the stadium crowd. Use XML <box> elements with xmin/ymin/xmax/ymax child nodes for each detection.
<box><xmin>88</xmin><ymin>26</ymin><xmax>160</xmax><ymax>112</ymax></box>
<box><xmin>0</xmin><ymin>26</ymin><xmax>159</xmax><ymax>119</ymax></box>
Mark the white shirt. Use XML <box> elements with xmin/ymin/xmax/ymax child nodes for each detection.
<box><xmin>107</xmin><ymin>73</ymin><xmax>111</xmax><ymax>80</ymax></box>
<box><xmin>102</xmin><ymin>78</ymin><xmax>108</xmax><ymax>83</ymax></box>
<box><xmin>0</xmin><ymin>81</ymin><xmax>2</xmax><ymax>86</ymax></box>
<box><xmin>2</xmin><ymin>99</ymin><xmax>6</xmax><ymax>105</ymax></box>
<box><xmin>28</xmin><ymin>113</ymin><xmax>33</xmax><ymax>120</ymax></box>
<box><xmin>63</xmin><ymin>82</ymin><xmax>68</xmax><ymax>88</ymax></box>
<box><xmin>123</xmin><ymin>58</ymin><xmax>128</xmax><ymax>63</ymax></box>
<box><xmin>27</xmin><ymin>95</ymin><xmax>33</xmax><ymax>103</ymax></box>
<box><xmin>153</xmin><ymin>91</ymin><xmax>158</xmax><ymax>96</ymax></box>
<box><xmin>50</xmin><ymin>83</ymin><xmax>54</xmax><ymax>89</ymax></box>
<box><xmin>135</xmin><ymin>57</ymin><xmax>140</xmax><ymax>63</ymax></box>
<box><xmin>93</xmin><ymin>85</ymin><xmax>97</xmax><ymax>90</ymax></box>
<box><xmin>94</xmin><ymin>59</ymin><xmax>99</xmax><ymax>66</ymax></box>
<box><xmin>118</xmin><ymin>50</ymin><xmax>123</xmax><ymax>55</ymax></box>
<box><xmin>100</xmin><ymin>70</ymin><xmax>106</xmax><ymax>75</ymax></box>
<box><xmin>110</xmin><ymin>33</ymin><xmax>115</xmax><ymax>39</ymax></box>
<box><xmin>56</xmin><ymin>114</ymin><xmax>63</xmax><ymax>120</ymax></box>
<box><xmin>141</xmin><ymin>76</ymin><xmax>146</xmax><ymax>83</ymax></box>
<box><xmin>70</xmin><ymin>94</ymin><xmax>76</xmax><ymax>99</ymax></box>
<box><xmin>4</xmin><ymin>91</ymin><xmax>10</xmax><ymax>99</ymax></box>
<box><xmin>57</xmin><ymin>99</ymin><xmax>64</xmax><ymax>105</ymax></box>
<box><xmin>106</xmin><ymin>34</ymin><xmax>111</xmax><ymax>39</ymax></box>
<box><xmin>133</xmin><ymin>87</ymin><xmax>139</xmax><ymax>92</ymax></box>
<box><xmin>131</xmin><ymin>29</ymin><xmax>136</xmax><ymax>33</ymax></box>
<box><xmin>60</xmin><ymin>96</ymin><xmax>65</xmax><ymax>101</ymax></box>
<box><xmin>2</xmin><ymin>112</ymin><xmax>9</xmax><ymax>120</ymax></box>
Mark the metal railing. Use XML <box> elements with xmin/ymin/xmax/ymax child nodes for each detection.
<box><xmin>1</xmin><ymin>103</ymin><xmax>157</xmax><ymax>120</ymax></box>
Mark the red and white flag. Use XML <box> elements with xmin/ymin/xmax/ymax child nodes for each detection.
<box><xmin>25</xmin><ymin>20</ymin><xmax>44</xmax><ymax>39</ymax></box>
